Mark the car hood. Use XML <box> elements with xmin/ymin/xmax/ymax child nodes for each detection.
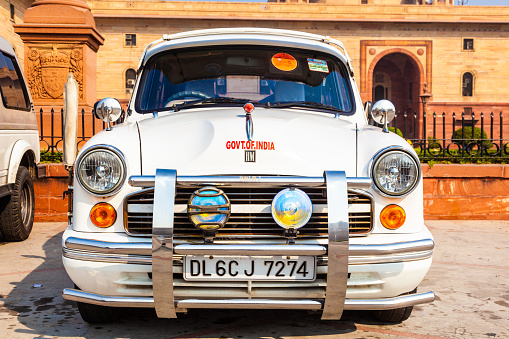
<box><xmin>137</xmin><ymin>107</ymin><xmax>357</xmax><ymax>177</ymax></box>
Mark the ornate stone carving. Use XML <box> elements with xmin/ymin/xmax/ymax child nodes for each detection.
<box><xmin>26</xmin><ymin>44</ymin><xmax>83</xmax><ymax>100</ymax></box>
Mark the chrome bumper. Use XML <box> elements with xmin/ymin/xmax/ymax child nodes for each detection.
<box><xmin>63</xmin><ymin>171</ymin><xmax>434</xmax><ymax>320</ymax></box>
<box><xmin>63</xmin><ymin>237</ymin><xmax>434</xmax><ymax>266</ymax></box>
<box><xmin>62</xmin><ymin>288</ymin><xmax>435</xmax><ymax>311</ymax></box>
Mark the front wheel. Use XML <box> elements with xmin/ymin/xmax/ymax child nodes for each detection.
<box><xmin>0</xmin><ymin>166</ymin><xmax>35</xmax><ymax>241</ymax></box>
<box><xmin>373</xmin><ymin>288</ymin><xmax>416</xmax><ymax>323</ymax></box>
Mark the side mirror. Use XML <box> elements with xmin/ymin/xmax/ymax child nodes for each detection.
<box><xmin>371</xmin><ymin>99</ymin><xmax>395</xmax><ymax>133</ymax></box>
<box><xmin>364</xmin><ymin>101</ymin><xmax>372</xmax><ymax>120</ymax></box>
<box><xmin>94</xmin><ymin>98</ymin><xmax>122</xmax><ymax>131</ymax></box>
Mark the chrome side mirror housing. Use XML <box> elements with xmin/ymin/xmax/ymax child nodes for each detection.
<box><xmin>94</xmin><ymin>98</ymin><xmax>122</xmax><ymax>131</ymax></box>
<box><xmin>364</xmin><ymin>101</ymin><xmax>372</xmax><ymax>120</ymax></box>
<box><xmin>371</xmin><ymin>99</ymin><xmax>395</xmax><ymax>133</ymax></box>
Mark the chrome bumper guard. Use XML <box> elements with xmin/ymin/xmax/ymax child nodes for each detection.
<box><xmin>62</xmin><ymin>288</ymin><xmax>435</xmax><ymax>311</ymax></box>
<box><xmin>64</xmin><ymin>171</ymin><xmax>434</xmax><ymax>319</ymax></box>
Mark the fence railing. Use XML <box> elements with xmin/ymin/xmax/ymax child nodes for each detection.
<box><xmin>38</xmin><ymin>108</ymin><xmax>124</xmax><ymax>155</ymax></box>
<box><xmin>38</xmin><ymin>107</ymin><xmax>507</xmax><ymax>162</ymax></box>
<box><xmin>390</xmin><ymin>111</ymin><xmax>508</xmax><ymax>161</ymax></box>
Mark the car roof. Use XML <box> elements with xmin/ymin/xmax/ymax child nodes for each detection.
<box><xmin>138</xmin><ymin>28</ymin><xmax>353</xmax><ymax>75</ymax></box>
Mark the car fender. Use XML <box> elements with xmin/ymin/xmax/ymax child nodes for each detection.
<box><xmin>7</xmin><ymin>140</ymin><xmax>36</xmax><ymax>184</ymax></box>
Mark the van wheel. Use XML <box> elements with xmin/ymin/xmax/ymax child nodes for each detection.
<box><xmin>77</xmin><ymin>301</ymin><xmax>120</xmax><ymax>324</ymax></box>
<box><xmin>0</xmin><ymin>166</ymin><xmax>34</xmax><ymax>241</ymax></box>
<box><xmin>373</xmin><ymin>288</ymin><xmax>416</xmax><ymax>323</ymax></box>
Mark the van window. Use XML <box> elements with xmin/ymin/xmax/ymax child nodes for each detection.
<box><xmin>0</xmin><ymin>51</ymin><xmax>30</xmax><ymax>111</ymax></box>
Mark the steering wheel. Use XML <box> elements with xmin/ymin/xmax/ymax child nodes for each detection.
<box><xmin>164</xmin><ymin>91</ymin><xmax>211</xmax><ymax>107</ymax></box>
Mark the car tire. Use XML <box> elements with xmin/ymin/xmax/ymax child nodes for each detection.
<box><xmin>77</xmin><ymin>301</ymin><xmax>120</xmax><ymax>324</ymax></box>
<box><xmin>373</xmin><ymin>288</ymin><xmax>416</xmax><ymax>323</ymax></box>
<box><xmin>0</xmin><ymin>166</ymin><xmax>35</xmax><ymax>241</ymax></box>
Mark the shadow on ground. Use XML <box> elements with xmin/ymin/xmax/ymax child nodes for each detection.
<box><xmin>2</xmin><ymin>230</ymin><xmax>394</xmax><ymax>338</ymax></box>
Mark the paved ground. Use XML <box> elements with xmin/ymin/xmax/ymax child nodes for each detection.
<box><xmin>0</xmin><ymin>220</ymin><xmax>508</xmax><ymax>339</ymax></box>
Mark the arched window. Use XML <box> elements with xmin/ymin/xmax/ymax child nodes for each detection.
<box><xmin>125</xmin><ymin>68</ymin><xmax>136</xmax><ymax>93</ymax></box>
<box><xmin>462</xmin><ymin>72</ymin><xmax>473</xmax><ymax>97</ymax></box>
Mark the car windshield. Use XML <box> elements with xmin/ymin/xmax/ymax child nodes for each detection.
<box><xmin>136</xmin><ymin>46</ymin><xmax>354</xmax><ymax>114</ymax></box>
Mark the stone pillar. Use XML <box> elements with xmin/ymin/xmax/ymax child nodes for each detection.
<box><xmin>14</xmin><ymin>0</ymin><xmax>104</xmax><ymax>109</ymax></box>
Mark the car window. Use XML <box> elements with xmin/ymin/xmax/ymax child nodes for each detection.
<box><xmin>0</xmin><ymin>51</ymin><xmax>30</xmax><ymax>111</ymax></box>
<box><xmin>136</xmin><ymin>46</ymin><xmax>354</xmax><ymax>114</ymax></box>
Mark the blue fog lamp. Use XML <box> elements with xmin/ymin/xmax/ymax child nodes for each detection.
<box><xmin>271</xmin><ymin>188</ymin><xmax>312</xmax><ymax>229</ymax></box>
<box><xmin>188</xmin><ymin>187</ymin><xmax>231</xmax><ymax>234</ymax></box>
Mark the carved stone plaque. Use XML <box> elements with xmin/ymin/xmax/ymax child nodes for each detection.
<box><xmin>26</xmin><ymin>44</ymin><xmax>83</xmax><ymax>100</ymax></box>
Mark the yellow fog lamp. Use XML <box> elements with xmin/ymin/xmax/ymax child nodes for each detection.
<box><xmin>188</xmin><ymin>187</ymin><xmax>231</xmax><ymax>238</ymax></box>
<box><xmin>271</xmin><ymin>188</ymin><xmax>312</xmax><ymax>230</ymax></box>
<box><xmin>90</xmin><ymin>202</ymin><xmax>117</xmax><ymax>228</ymax></box>
<box><xmin>380</xmin><ymin>204</ymin><xmax>406</xmax><ymax>230</ymax></box>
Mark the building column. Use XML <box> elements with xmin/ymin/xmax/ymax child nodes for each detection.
<box><xmin>14</xmin><ymin>0</ymin><xmax>104</xmax><ymax>110</ymax></box>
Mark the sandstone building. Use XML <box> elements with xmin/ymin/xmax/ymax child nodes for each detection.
<box><xmin>2</xmin><ymin>0</ymin><xmax>509</xmax><ymax>138</ymax></box>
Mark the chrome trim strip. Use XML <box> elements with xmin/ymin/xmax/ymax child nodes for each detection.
<box><xmin>152</xmin><ymin>169</ymin><xmax>177</xmax><ymax>318</ymax></box>
<box><xmin>62</xmin><ymin>288</ymin><xmax>434</xmax><ymax>311</ymax></box>
<box><xmin>63</xmin><ymin>238</ymin><xmax>433</xmax><ymax>265</ymax></box>
<box><xmin>176</xmin><ymin>299</ymin><xmax>322</xmax><ymax>310</ymax></box>
<box><xmin>349</xmin><ymin>251</ymin><xmax>433</xmax><ymax>265</ymax></box>
<box><xmin>174</xmin><ymin>244</ymin><xmax>327</xmax><ymax>256</ymax></box>
<box><xmin>349</xmin><ymin>239</ymin><xmax>434</xmax><ymax>256</ymax></box>
<box><xmin>344</xmin><ymin>291</ymin><xmax>435</xmax><ymax>310</ymax></box>
<box><xmin>65</xmin><ymin>237</ymin><xmax>151</xmax><ymax>255</ymax></box>
<box><xmin>62</xmin><ymin>247</ymin><xmax>152</xmax><ymax>265</ymax></box>
<box><xmin>129</xmin><ymin>175</ymin><xmax>371</xmax><ymax>190</ymax></box>
<box><xmin>63</xmin><ymin>288</ymin><xmax>154</xmax><ymax>308</ymax></box>
<box><xmin>322</xmin><ymin>171</ymin><xmax>349</xmax><ymax>320</ymax></box>
<box><xmin>128</xmin><ymin>203</ymin><xmax>372</xmax><ymax>214</ymax></box>
<box><xmin>61</xmin><ymin>246</ymin><xmax>432</xmax><ymax>266</ymax></box>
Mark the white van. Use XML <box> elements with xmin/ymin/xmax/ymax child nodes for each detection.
<box><xmin>0</xmin><ymin>36</ymin><xmax>40</xmax><ymax>241</ymax></box>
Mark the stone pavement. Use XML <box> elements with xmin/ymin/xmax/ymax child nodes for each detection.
<box><xmin>0</xmin><ymin>220</ymin><xmax>508</xmax><ymax>339</ymax></box>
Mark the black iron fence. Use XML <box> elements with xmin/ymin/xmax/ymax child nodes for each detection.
<box><xmin>390</xmin><ymin>111</ymin><xmax>508</xmax><ymax>161</ymax></box>
<box><xmin>38</xmin><ymin>108</ymin><xmax>124</xmax><ymax>155</ymax></box>
<box><xmin>38</xmin><ymin>107</ymin><xmax>507</xmax><ymax>162</ymax></box>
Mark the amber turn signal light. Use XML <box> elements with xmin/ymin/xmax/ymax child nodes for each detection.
<box><xmin>90</xmin><ymin>203</ymin><xmax>117</xmax><ymax>228</ymax></box>
<box><xmin>380</xmin><ymin>204</ymin><xmax>406</xmax><ymax>230</ymax></box>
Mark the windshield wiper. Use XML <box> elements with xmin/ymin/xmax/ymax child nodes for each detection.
<box><xmin>172</xmin><ymin>97</ymin><xmax>259</xmax><ymax>112</ymax></box>
<box><xmin>266</xmin><ymin>101</ymin><xmax>345</xmax><ymax>114</ymax></box>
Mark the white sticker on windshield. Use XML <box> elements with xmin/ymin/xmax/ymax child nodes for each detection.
<box><xmin>307</xmin><ymin>58</ymin><xmax>329</xmax><ymax>73</ymax></box>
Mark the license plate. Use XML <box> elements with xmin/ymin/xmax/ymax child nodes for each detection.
<box><xmin>183</xmin><ymin>255</ymin><xmax>316</xmax><ymax>281</ymax></box>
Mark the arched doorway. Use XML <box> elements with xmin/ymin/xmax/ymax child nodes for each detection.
<box><xmin>371</xmin><ymin>52</ymin><xmax>422</xmax><ymax>138</ymax></box>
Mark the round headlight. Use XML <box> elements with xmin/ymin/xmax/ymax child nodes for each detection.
<box><xmin>188</xmin><ymin>187</ymin><xmax>231</xmax><ymax>230</ymax></box>
<box><xmin>77</xmin><ymin>146</ymin><xmax>126</xmax><ymax>195</ymax></box>
<box><xmin>372</xmin><ymin>149</ymin><xmax>420</xmax><ymax>196</ymax></box>
<box><xmin>271</xmin><ymin>188</ymin><xmax>312</xmax><ymax>229</ymax></box>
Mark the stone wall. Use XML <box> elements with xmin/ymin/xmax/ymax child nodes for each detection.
<box><xmin>34</xmin><ymin>163</ymin><xmax>509</xmax><ymax>222</ymax></box>
<box><xmin>34</xmin><ymin>164</ymin><xmax>68</xmax><ymax>222</ymax></box>
<box><xmin>423</xmin><ymin>164</ymin><xmax>509</xmax><ymax>220</ymax></box>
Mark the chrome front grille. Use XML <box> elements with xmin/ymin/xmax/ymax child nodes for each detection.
<box><xmin>124</xmin><ymin>187</ymin><xmax>373</xmax><ymax>238</ymax></box>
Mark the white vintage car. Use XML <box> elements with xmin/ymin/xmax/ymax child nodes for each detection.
<box><xmin>61</xmin><ymin>28</ymin><xmax>434</xmax><ymax>324</ymax></box>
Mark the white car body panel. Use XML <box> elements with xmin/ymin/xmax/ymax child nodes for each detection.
<box><xmin>138</xmin><ymin>108</ymin><xmax>358</xmax><ymax>176</ymax></box>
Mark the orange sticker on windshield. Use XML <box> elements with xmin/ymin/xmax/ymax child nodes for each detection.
<box><xmin>271</xmin><ymin>53</ymin><xmax>297</xmax><ymax>71</ymax></box>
